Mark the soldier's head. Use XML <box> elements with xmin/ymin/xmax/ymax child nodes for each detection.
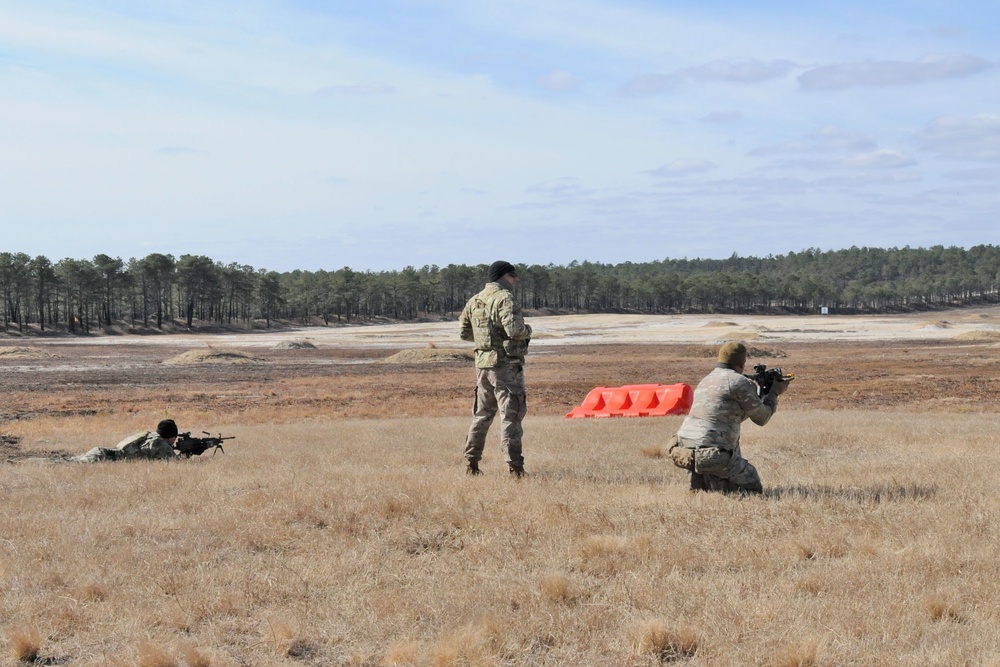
<box><xmin>487</xmin><ymin>260</ymin><xmax>518</xmax><ymax>288</ymax></box>
<box><xmin>157</xmin><ymin>419</ymin><xmax>179</xmax><ymax>442</ymax></box>
<box><xmin>717</xmin><ymin>341</ymin><xmax>748</xmax><ymax>373</ymax></box>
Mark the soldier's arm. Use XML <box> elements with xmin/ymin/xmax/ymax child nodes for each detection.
<box><xmin>497</xmin><ymin>295</ymin><xmax>531</xmax><ymax>340</ymax></box>
<box><xmin>735</xmin><ymin>376</ymin><xmax>776</xmax><ymax>426</ymax></box>
<box><xmin>459</xmin><ymin>303</ymin><xmax>474</xmax><ymax>342</ymax></box>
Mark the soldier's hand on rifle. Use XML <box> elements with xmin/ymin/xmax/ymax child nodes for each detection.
<box><xmin>771</xmin><ymin>379</ymin><xmax>790</xmax><ymax>396</ymax></box>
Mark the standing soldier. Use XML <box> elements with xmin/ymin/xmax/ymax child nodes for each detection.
<box><xmin>460</xmin><ymin>260</ymin><xmax>532</xmax><ymax>477</ymax></box>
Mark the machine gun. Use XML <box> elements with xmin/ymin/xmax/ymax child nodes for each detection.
<box><xmin>745</xmin><ymin>364</ymin><xmax>794</xmax><ymax>397</ymax></box>
<box><xmin>174</xmin><ymin>431</ymin><xmax>235</xmax><ymax>457</ymax></box>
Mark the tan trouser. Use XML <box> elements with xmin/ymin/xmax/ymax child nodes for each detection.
<box><xmin>464</xmin><ymin>366</ymin><xmax>526</xmax><ymax>466</ymax></box>
<box><xmin>668</xmin><ymin>437</ymin><xmax>762</xmax><ymax>494</ymax></box>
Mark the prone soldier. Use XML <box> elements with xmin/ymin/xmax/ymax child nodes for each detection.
<box><xmin>71</xmin><ymin>419</ymin><xmax>180</xmax><ymax>463</ymax></box>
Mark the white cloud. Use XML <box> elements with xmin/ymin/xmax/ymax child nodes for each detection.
<box><xmin>839</xmin><ymin>150</ymin><xmax>917</xmax><ymax>169</ymax></box>
<box><xmin>156</xmin><ymin>146</ymin><xmax>200</xmax><ymax>156</ymax></box>
<box><xmin>524</xmin><ymin>177</ymin><xmax>595</xmax><ymax>199</ymax></box>
<box><xmin>619</xmin><ymin>58</ymin><xmax>793</xmax><ymax>97</ymax></box>
<box><xmin>679</xmin><ymin>59</ymin><xmax>795</xmax><ymax>83</ymax></box>
<box><xmin>618</xmin><ymin>73</ymin><xmax>678</xmax><ymax>97</ymax></box>
<box><xmin>760</xmin><ymin>150</ymin><xmax>917</xmax><ymax>171</ymax></box>
<box><xmin>914</xmin><ymin>114</ymin><xmax>1000</xmax><ymax>161</ymax></box>
<box><xmin>315</xmin><ymin>82</ymin><xmax>397</xmax><ymax>96</ymax></box>
<box><xmin>778</xmin><ymin>150</ymin><xmax>917</xmax><ymax>170</ymax></box>
<box><xmin>750</xmin><ymin>125</ymin><xmax>878</xmax><ymax>156</ymax></box>
<box><xmin>814</xmin><ymin>173</ymin><xmax>922</xmax><ymax>187</ymax></box>
<box><xmin>945</xmin><ymin>167</ymin><xmax>1000</xmax><ymax>181</ymax></box>
<box><xmin>648</xmin><ymin>159</ymin><xmax>718</xmax><ymax>178</ymax></box>
<box><xmin>699</xmin><ymin>110</ymin><xmax>743</xmax><ymax>124</ymax></box>
<box><xmin>539</xmin><ymin>69</ymin><xmax>582</xmax><ymax>91</ymax></box>
<box><xmin>907</xmin><ymin>26</ymin><xmax>966</xmax><ymax>39</ymax></box>
<box><xmin>798</xmin><ymin>54</ymin><xmax>992</xmax><ymax>90</ymax></box>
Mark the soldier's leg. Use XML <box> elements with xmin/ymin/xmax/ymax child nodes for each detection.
<box><xmin>722</xmin><ymin>458</ymin><xmax>763</xmax><ymax>494</ymax></box>
<box><xmin>494</xmin><ymin>366</ymin><xmax>527</xmax><ymax>467</ymax></box>
<box><xmin>694</xmin><ymin>447</ymin><xmax>762</xmax><ymax>494</ymax></box>
<box><xmin>702</xmin><ymin>475</ymin><xmax>743</xmax><ymax>493</ymax></box>
<box><xmin>464</xmin><ymin>369</ymin><xmax>498</xmax><ymax>463</ymax></box>
<box><xmin>689</xmin><ymin>472</ymin><xmax>708</xmax><ymax>490</ymax></box>
<box><xmin>70</xmin><ymin>447</ymin><xmax>116</xmax><ymax>463</ymax></box>
<box><xmin>720</xmin><ymin>444</ymin><xmax>762</xmax><ymax>493</ymax></box>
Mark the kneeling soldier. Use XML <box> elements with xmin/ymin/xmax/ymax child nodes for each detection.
<box><xmin>668</xmin><ymin>342</ymin><xmax>789</xmax><ymax>494</ymax></box>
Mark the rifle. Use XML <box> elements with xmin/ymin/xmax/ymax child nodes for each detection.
<box><xmin>174</xmin><ymin>431</ymin><xmax>235</xmax><ymax>457</ymax></box>
<box><xmin>745</xmin><ymin>364</ymin><xmax>795</xmax><ymax>397</ymax></box>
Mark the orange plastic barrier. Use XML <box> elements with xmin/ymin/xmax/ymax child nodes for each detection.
<box><xmin>565</xmin><ymin>383</ymin><xmax>693</xmax><ymax>418</ymax></box>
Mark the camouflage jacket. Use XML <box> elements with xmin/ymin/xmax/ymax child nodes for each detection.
<box><xmin>71</xmin><ymin>431</ymin><xmax>177</xmax><ymax>463</ymax></box>
<box><xmin>117</xmin><ymin>431</ymin><xmax>176</xmax><ymax>459</ymax></box>
<box><xmin>675</xmin><ymin>365</ymin><xmax>777</xmax><ymax>451</ymax></box>
<box><xmin>459</xmin><ymin>282</ymin><xmax>532</xmax><ymax>369</ymax></box>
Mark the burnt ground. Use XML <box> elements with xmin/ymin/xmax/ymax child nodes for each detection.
<box><xmin>1</xmin><ymin>335</ymin><xmax>997</xmax><ymax>449</ymax></box>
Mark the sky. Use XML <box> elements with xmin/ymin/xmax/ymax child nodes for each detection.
<box><xmin>1</xmin><ymin>0</ymin><xmax>998</xmax><ymax>272</ymax></box>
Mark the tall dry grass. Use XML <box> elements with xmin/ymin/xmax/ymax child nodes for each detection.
<box><xmin>2</xmin><ymin>411</ymin><xmax>1000</xmax><ymax>665</ymax></box>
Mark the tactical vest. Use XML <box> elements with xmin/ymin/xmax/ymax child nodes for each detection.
<box><xmin>467</xmin><ymin>284</ymin><xmax>528</xmax><ymax>369</ymax></box>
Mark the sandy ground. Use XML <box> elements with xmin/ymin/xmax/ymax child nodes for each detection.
<box><xmin>27</xmin><ymin>304</ymin><xmax>1000</xmax><ymax>349</ymax></box>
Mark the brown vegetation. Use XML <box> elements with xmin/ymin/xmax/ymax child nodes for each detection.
<box><xmin>2</xmin><ymin>314</ymin><xmax>1000</xmax><ymax>665</ymax></box>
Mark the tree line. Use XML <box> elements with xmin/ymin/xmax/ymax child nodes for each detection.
<box><xmin>1</xmin><ymin>245</ymin><xmax>999</xmax><ymax>333</ymax></box>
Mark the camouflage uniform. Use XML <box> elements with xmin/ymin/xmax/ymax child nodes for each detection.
<box><xmin>460</xmin><ymin>281</ymin><xmax>532</xmax><ymax>470</ymax></box>
<box><xmin>71</xmin><ymin>431</ymin><xmax>177</xmax><ymax>463</ymax></box>
<box><xmin>668</xmin><ymin>365</ymin><xmax>778</xmax><ymax>493</ymax></box>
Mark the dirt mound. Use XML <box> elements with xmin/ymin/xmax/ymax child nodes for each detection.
<box><xmin>381</xmin><ymin>349</ymin><xmax>474</xmax><ymax>364</ymax></box>
<box><xmin>954</xmin><ymin>330</ymin><xmax>1000</xmax><ymax>342</ymax></box>
<box><xmin>698</xmin><ymin>344</ymin><xmax>786</xmax><ymax>358</ymax></box>
<box><xmin>713</xmin><ymin>330</ymin><xmax>762</xmax><ymax>341</ymax></box>
<box><xmin>163</xmin><ymin>349</ymin><xmax>266</xmax><ymax>365</ymax></box>
<box><xmin>920</xmin><ymin>320</ymin><xmax>952</xmax><ymax>329</ymax></box>
<box><xmin>273</xmin><ymin>340</ymin><xmax>317</xmax><ymax>350</ymax></box>
<box><xmin>748</xmin><ymin>345</ymin><xmax>787</xmax><ymax>359</ymax></box>
<box><xmin>703</xmin><ymin>321</ymin><xmax>738</xmax><ymax>327</ymax></box>
<box><xmin>0</xmin><ymin>346</ymin><xmax>57</xmax><ymax>359</ymax></box>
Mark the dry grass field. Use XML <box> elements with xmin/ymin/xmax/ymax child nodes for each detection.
<box><xmin>2</xmin><ymin>309</ymin><xmax>1000</xmax><ymax>666</ymax></box>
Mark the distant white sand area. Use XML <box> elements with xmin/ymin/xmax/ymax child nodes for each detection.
<box><xmin>20</xmin><ymin>305</ymin><xmax>1000</xmax><ymax>349</ymax></box>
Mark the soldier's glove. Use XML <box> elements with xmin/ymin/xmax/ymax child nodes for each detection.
<box><xmin>771</xmin><ymin>379</ymin><xmax>790</xmax><ymax>396</ymax></box>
